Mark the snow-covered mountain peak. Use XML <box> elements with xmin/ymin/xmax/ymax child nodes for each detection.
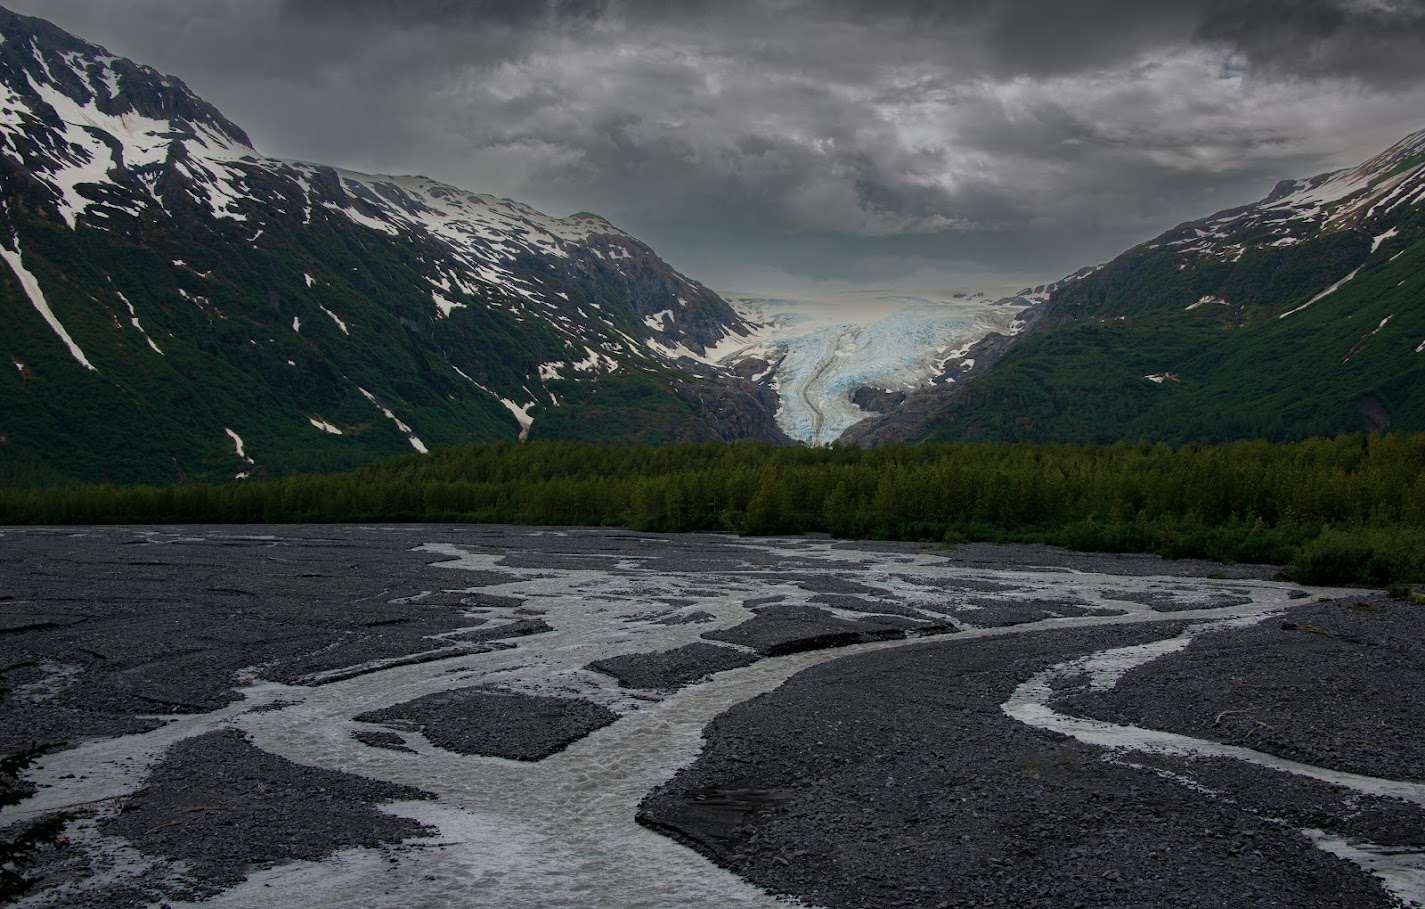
<box><xmin>1261</xmin><ymin>126</ymin><xmax>1425</xmax><ymax>224</ymax></box>
<box><xmin>0</xmin><ymin>7</ymin><xmax>251</xmax><ymax>150</ymax></box>
<box><xmin>0</xmin><ymin>6</ymin><xmax>259</xmax><ymax>228</ymax></box>
<box><xmin>1145</xmin><ymin>124</ymin><xmax>1425</xmax><ymax>265</ymax></box>
<box><xmin>324</xmin><ymin>172</ymin><xmax>635</xmax><ymax>256</ymax></box>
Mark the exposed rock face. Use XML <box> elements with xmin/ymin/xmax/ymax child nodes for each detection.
<box><xmin>848</xmin><ymin>386</ymin><xmax>906</xmax><ymax>414</ymax></box>
<box><xmin>673</xmin><ymin>375</ymin><xmax>795</xmax><ymax>444</ymax></box>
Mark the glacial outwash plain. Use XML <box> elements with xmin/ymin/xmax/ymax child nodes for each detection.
<box><xmin>2</xmin><ymin>525</ymin><xmax>1424</xmax><ymax>909</ymax></box>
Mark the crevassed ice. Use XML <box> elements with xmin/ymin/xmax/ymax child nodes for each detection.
<box><xmin>712</xmin><ymin>291</ymin><xmax>1024</xmax><ymax>445</ymax></box>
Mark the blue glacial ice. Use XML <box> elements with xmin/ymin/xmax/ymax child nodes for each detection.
<box><xmin>719</xmin><ymin>292</ymin><xmax>1024</xmax><ymax>445</ymax></box>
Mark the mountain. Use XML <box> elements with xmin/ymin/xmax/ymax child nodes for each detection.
<box><xmin>849</xmin><ymin>129</ymin><xmax>1425</xmax><ymax>445</ymax></box>
<box><xmin>0</xmin><ymin>7</ymin><xmax>786</xmax><ymax>485</ymax></box>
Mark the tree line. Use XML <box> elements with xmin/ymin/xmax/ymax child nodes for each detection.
<box><xmin>2</xmin><ymin>435</ymin><xmax>1423</xmax><ymax>586</ymax></box>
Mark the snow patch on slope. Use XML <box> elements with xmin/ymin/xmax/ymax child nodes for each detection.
<box><xmin>225</xmin><ymin>429</ymin><xmax>251</xmax><ymax>461</ymax></box>
<box><xmin>571</xmin><ymin>348</ymin><xmax>616</xmax><ymax>373</ymax></box>
<box><xmin>1</xmin><ymin>242</ymin><xmax>95</xmax><ymax>370</ymax></box>
<box><xmin>1372</xmin><ymin>228</ymin><xmax>1399</xmax><ymax>254</ymax></box>
<box><xmin>448</xmin><ymin>364</ymin><xmax>537</xmax><ymax>440</ymax></box>
<box><xmin>225</xmin><ymin>428</ymin><xmax>255</xmax><ymax>479</ymax></box>
<box><xmin>358</xmin><ymin>387</ymin><xmax>428</xmax><ymax>454</ymax></box>
<box><xmin>1279</xmin><ymin>269</ymin><xmax>1362</xmax><ymax>319</ymax></box>
<box><xmin>320</xmin><ymin>305</ymin><xmax>349</xmax><ymax>335</ymax></box>
<box><xmin>499</xmin><ymin>399</ymin><xmax>535</xmax><ymax>440</ymax></box>
<box><xmin>433</xmin><ymin>291</ymin><xmax>464</xmax><ymax>318</ymax></box>
<box><xmin>117</xmin><ymin>292</ymin><xmax>162</xmax><ymax>354</ymax></box>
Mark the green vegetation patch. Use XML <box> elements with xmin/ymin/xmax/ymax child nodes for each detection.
<box><xmin>3</xmin><ymin>435</ymin><xmax>1423</xmax><ymax>588</ymax></box>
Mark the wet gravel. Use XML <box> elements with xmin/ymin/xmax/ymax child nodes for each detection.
<box><xmin>587</xmin><ymin>642</ymin><xmax>761</xmax><ymax>692</ymax></box>
<box><xmin>930</xmin><ymin>541</ymin><xmax>1282</xmax><ymax>580</ymax></box>
<box><xmin>702</xmin><ymin>604</ymin><xmax>947</xmax><ymax>656</ymax></box>
<box><xmin>1061</xmin><ymin>593</ymin><xmax>1425</xmax><ymax>782</ymax></box>
<box><xmin>639</xmin><ymin>624</ymin><xmax>1400</xmax><ymax>909</ymax></box>
<box><xmin>0</xmin><ymin>525</ymin><xmax>1411</xmax><ymax>909</ymax></box>
<box><xmin>355</xmin><ymin>687</ymin><xmax>619</xmax><ymax>761</ymax></box>
<box><xmin>351</xmin><ymin>728</ymin><xmax>418</xmax><ymax>754</ymax></box>
<box><xmin>950</xmin><ymin>598</ymin><xmax>1128</xmax><ymax>627</ymax></box>
<box><xmin>446</xmin><ymin>617</ymin><xmax>553</xmax><ymax>644</ymax></box>
<box><xmin>0</xmin><ymin>527</ymin><xmax>526</xmax><ymax>753</ymax></box>
<box><xmin>1099</xmin><ymin>587</ymin><xmax>1258</xmax><ymax>612</ymax></box>
<box><xmin>102</xmin><ymin>729</ymin><xmax>432</xmax><ymax>903</ymax></box>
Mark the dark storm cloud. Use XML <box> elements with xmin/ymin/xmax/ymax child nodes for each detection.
<box><xmin>8</xmin><ymin>0</ymin><xmax>1425</xmax><ymax>289</ymax></box>
<box><xmin>830</xmin><ymin>0</ymin><xmax>1425</xmax><ymax>81</ymax></box>
<box><xmin>281</xmin><ymin>0</ymin><xmax>610</xmax><ymax>28</ymax></box>
<box><xmin>1196</xmin><ymin>0</ymin><xmax>1425</xmax><ymax>82</ymax></box>
<box><xmin>282</xmin><ymin>0</ymin><xmax>1425</xmax><ymax>81</ymax></box>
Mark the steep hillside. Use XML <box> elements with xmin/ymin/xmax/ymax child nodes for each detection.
<box><xmin>852</xmin><ymin>129</ymin><xmax>1425</xmax><ymax>445</ymax></box>
<box><xmin>0</xmin><ymin>7</ymin><xmax>784</xmax><ymax>485</ymax></box>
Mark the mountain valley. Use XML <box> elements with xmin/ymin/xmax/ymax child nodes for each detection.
<box><xmin>0</xmin><ymin>4</ymin><xmax>1422</xmax><ymax>483</ymax></box>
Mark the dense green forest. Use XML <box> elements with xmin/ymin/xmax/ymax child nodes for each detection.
<box><xmin>2</xmin><ymin>435</ymin><xmax>1423</xmax><ymax>587</ymax></box>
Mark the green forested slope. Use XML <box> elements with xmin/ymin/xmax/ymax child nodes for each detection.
<box><xmin>919</xmin><ymin>204</ymin><xmax>1425</xmax><ymax>444</ymax></box>
<box><xmin>0</xmin><ymin>203</ymin><xmax>540</xmax><ymax>485</ymax></box>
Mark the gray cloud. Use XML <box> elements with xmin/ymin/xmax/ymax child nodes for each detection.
<box><xmin>284</xmin><ymin>0</ymin><xmax>1425</xmax><ymax>80</ymax></box>
<box><xmin>1195</xmin><ymin>0</ymin><xmax>1425</xmax><ymax>80</ymax></box>
<box><xmin>283</xmin><ymin>0</ymin><xmax>608</xmax><ymax>23</ymax></box>
<box><xmin>6</xmin><ymin>0</ymin><xmax>1425</xmax><ymax>289</ymax></box>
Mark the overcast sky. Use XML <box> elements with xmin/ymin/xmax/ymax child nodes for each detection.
<box><xmin>12</xmin><ymin>0</ymin><xmax>1425</xmax><ymax>292</ymax></box>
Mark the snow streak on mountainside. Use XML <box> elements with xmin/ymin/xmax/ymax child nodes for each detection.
<box><xmin>0</xmin><ymin>7</ymin><xmax>785</xmax><ymax>482</ymax></box>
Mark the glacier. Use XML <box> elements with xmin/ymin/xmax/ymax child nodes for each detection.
<box><xmin>712</xmin><ymin>289</ymin><xmax>1028</xmax><ymax>445</ymax></box>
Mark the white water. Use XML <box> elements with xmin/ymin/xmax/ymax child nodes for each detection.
<box><xmin>3</xmin><ymin>535</ymin><xmax>1362</xmax><ymax>908</ymax></box>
